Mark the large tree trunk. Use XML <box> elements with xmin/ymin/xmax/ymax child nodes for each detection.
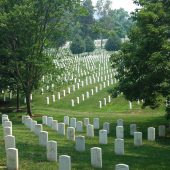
<box><xmin>16</xmin><ymin>86</ymin><xmax>20</xmax><ymax>112</ymax></box>
<box><xmin>26</xmin><ymin>92</ymin><xmax>32</xmax><ymax>117</ymax></box>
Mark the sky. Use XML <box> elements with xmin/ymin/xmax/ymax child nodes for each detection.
<box><xmin>92</xmin><ymin>0</ymin><xmax>138</xmax><ymax>13</ymax></box>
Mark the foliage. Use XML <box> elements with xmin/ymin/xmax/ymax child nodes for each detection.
<box><xmin>110</xmin><ymin>0</ymin><xmax>170</xmax><ymax>111</ymax></box>
<box><xmin>105</xmin><ymin>35</ymin><xmax>121</xmax><ymax>51</ymax></box>
<box><xmin>0</xmin><ymin>0</ymin><xmax>80</xmax><ymax>116</ymax></box>
<box><xmin>70</xmin><ymin>34</ymin><xmax>85</xmax><ymax>54</ymax></box>
<box><xmin>84</xmin><ymin>36</ymin><xmax>95</xmax><ymax>53</ymax></box>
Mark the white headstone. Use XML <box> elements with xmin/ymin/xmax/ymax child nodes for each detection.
<box><xmin>84</xmin><ymin>118</ymin><xmax>89</xmax><ymax>126</ymax></box>
<box><xmin>76</xmin><ymin>121</ymin><xmax>83</xmax><ymax>132</ymax></box>
<box><xmin>47</xmin><ymin>140</ymin><xmax>57</xmax><ymax>162</ymax></box>
<box><xmin>3</xmin><ymin>127</ymin><xmax>12</xmax><ymax>139</ymax></box>
<box><xmin>5</xmin><ymin>135</ymin><xmax>16</xmax><ymax>150</ymax></box>
<box><xmin>70</xmin><ymin>118</ymin><xmax>76</xmax><ymax>128</ymax></box>
<box><xmin>75</xmin><ymin>135</ymin><xmax>85</xmax><ymax>152</ymax></box>
<box><xmin>58</xmin><ymin>123</ymin><xmax>65</xmax><ymax>135</ymax></box>
<box><xmin>31</xmin><ymin>120</ymin><xmax>37</xmax><ymax>132</ymax></box>
<box><xmin>103</xmin><ymin>122</ymin><xmax>110</xmax><ymax>134</ymax></box>
<box><xmin>93</xmin><ymin>118</ymin><xmax>99</xmax><ymax>129</ymax></box>
<box><xmin>4</xmin><ymin>121</ymin><xmax>12</xmax><ymax>128</ymax></box>
<box><xmin>46</xmin><ymin>97</ymin><xmax>49</xmax><ymax>105</ymax></box>
<box><xmin>115</xmin><ymin>138</ymin><xmax>124</xmax><ymax>155</ymax></box>
<box><xmin>47</xmin><ymin>117</ymin><xmax>53</xmax><ymax>127</ymax></box>
<box><xmin>82</xmin><ymin>94</ymin><xmax>85</xmax><ymax>101</ymax></box>
<box><xmin>115</xmin><ymin>164</ymin><xmax>129</xmax><ymax>170</ymax></box>
<box><xmin>76</xmin><ymin>97</ymin><xmax>80</xmax><ymax>104</ymax></box>
<box><xmin>108</xmin><ymin>95</ymin><xmax>111</xmax><ymax>103</ymax></box>
<box><xmin>71</xmin><ymin>99</ymin><xmax>74</xmax><ymax>107</ymax></box>
<box><xmin>59</xmin><ymin>155</ymin><xmax>71</xmax><ymax>170</ymax></box>
<box><xmin>86</xmin><ymin>91</ymin><xmax>89</xmax><ymax>98</ymax></box>
<box><xmin>158</xmin><ymin>125</ymin><xmax>165</xmax><ymax>137</ymax></box>
<box><xmin>39</xmin><ymin>131</ymin><xmax>48</xmax><ymax>146</ymax></box>
<box><xmin>34</xmin><ymin>124</ymin><xmax>42</xmax><ymax>136</ymax></box>
<box><xmin>58</xmin><ymin>92</ymin><xmax>61</xmax><ymax>100</ymax></box>
<box><xmin>87</xmin><ymin>124</ymin><xmax>94</xmax><ymax>137</ymax></box>
<box><xmin>116</xmin><ymin>126</ymin><xmax>124</xmax><ymax>139</ymax></box>
<box><xmin>64</xmin><ymin>116</ymin><xmax>69</xmax><ymax>125</ymax></box>
<box><xmin>129</xmin><ymin>101</ymin><xmax>132</xmax><ymax>109</ymax></box>
<box><xmin>52</xmin><ymin>95</ymin><xmax>55</xmax><ymax>102</ymax></box>
<box><xmin>42</xmin><ymin>116</ymin><xmax>47</xmax><ymax>125</ymax></box>
<box><xmin>67</xmin><ymin>127</ymin><xmax>75</xmax><ymax>141</ymax></box>
<box><xmin>99</xmin><ymin>101</ymin><xmax>102</xmax><ymax>108</ymax></box>
<box><xmin>7</xmin><ymin>148</ymin><xmax>19</xmax><ymax>170</ymax></box>
<box><xmin>134</xmin><ymin>132</ymin><xmax>142</xmax><ymax>146</ymax></box>
<box><xmin>117</xmin><ymin>119</ymin><xmax>123</xmax><ymax>126</ymax></box>
<box><xmin>99</xmin><ymin>130</ymin><xmax>107</xmax><ymax>144</ymax></box>
<box><xmin>52</xmin><ymin>120</ymin><xmax>58</xmax><ymax>131</ymax></box>
<box><xmin>148</xmin><ymin>127</ymin><xmax>155</xmax><ymax>141</ymax></box>
<box><xmin>103</xmin><ymin>98</ymin><xmax>106</xmax><ymax>106</ymax></box>
<box><xmin>130</xmin><ymin>124</ymin><xmax>137</xmax><ymax>136</ymax></box>
<box><xmin>91</xmin><ymin>147</ymin><xmax>102</xmax><ymax>168</ymax></box>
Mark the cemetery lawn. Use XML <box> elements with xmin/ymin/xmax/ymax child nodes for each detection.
<box><xmin>0</xmin><ymin>95</ymin><xmax>170</xmax><ymax>170</ymax></box>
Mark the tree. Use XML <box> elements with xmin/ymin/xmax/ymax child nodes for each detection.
<box><xmin>85</xmin><ymin>36</ymin><xmax>95</xmax><ymax>53</ymax></box>
<box><xmin>70</xmin><ymin>34</ymin><xmax>85</xmax><ymax>55</ymax></box>
<box><xmin>105</xmin><ymin>35</ymin><xmax>121</xmax><ymax>51</ymax></box>
<box><xmin>110</xmin><ymin>0</ymin><xmax>170</xmax><ymax>114</ymax></box>
<box><xmin>0</xmin><ymin>0</ymin><xmax>80</xmax><ymax>116</ymax></box>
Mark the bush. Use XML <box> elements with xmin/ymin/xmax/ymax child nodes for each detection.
<box><xmin>84</xmin><ymin>36</ymin><xmax>95</xmax><ymax>53</ymax></box>
<box><xmin>105</xmin><ymin>35</ymin><xmax>121</xmax><ymax>51</ymax></box>
<box><xmin>70</xmin><ymin>34</ymin><xmax>85</xmax><ymax>54</ymax></box>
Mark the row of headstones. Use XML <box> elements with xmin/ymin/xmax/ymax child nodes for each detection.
<box><xmin>2</xmin><ymin>114</ymin><xmax>19</xmax><ymax>170</ymax></box>
<box><xmin>45</xmin><ymin>76</ymin><xmax>115</xmax><ymax>105</ymax></box>
<box><xmin>99</xmin><ymin>95</ymin><xmax>111</xmax><ymax>108</ymax></box>
<box><xmin>43</xmin><ymin>56</ymin><xmax>113</xmax><ymax>87</ymax></box>
<box><xmin>43</xmin><ymin>70</ymin><xmax>114</xmax><ymax>93</ymax></box>
<box><xmin>1</xmin><ymin>90</ymin><xmax>13</xmax><ymax>101</ymax></box>
<box><xmin>21</xmin><ymin>115</ymin><xmax>75</xmax><ymax>170</ymax></box>
<box><xmin>41</xmin><ymin>116</ymin><xmax>130</xmax><ymax>169</ymax></box>
<box><xmin>22</xmin><ymin>115</ymin><xmax>130</xmax><ymax>169</ymax></box>
<box><xmin>70</xmin><ymin>80</ymin><xmax>115</xmax><ymax>107</ymax></box>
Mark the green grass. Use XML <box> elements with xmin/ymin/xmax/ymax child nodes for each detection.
<box><xmin>0</xmin><ymin>98</ymin><xmax>170</xmax><ymax>170</ymax></box>
<box><xmin>0</xmin><ymin>53</ymin><xmax>170</xmax><ymax>169</ymax></box>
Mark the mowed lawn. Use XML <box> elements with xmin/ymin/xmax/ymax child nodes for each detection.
<box><xmin>0</xmin><ymin>92</ymin><xmax>170</xmax><ymax>170</ymax></box>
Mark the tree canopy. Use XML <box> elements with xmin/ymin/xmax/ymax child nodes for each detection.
<box><xmin>0</xmin><ymin>0</ymin><xmax>80</xmax><ymax>116</ymax></box>
<box><xmin>110</xmin><ymin>0</ymin><xmax>170</xmax><ymax>113</ymax></box>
